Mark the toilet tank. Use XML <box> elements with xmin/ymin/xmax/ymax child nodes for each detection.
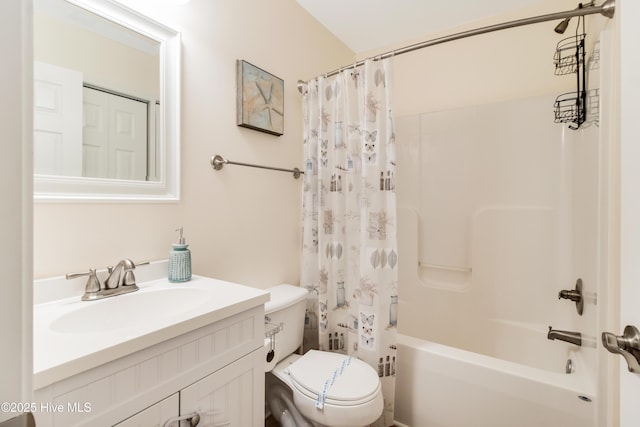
<box><xmin>265</xmin><ymin>284</ymin><xmax>309</xmax><ymax>367</ymax></box>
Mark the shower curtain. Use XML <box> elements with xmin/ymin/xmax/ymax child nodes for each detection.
<box><xmin>301</xmin><ymin>58</ymin><xmax>398</xmax><ymax>427</ymax></box>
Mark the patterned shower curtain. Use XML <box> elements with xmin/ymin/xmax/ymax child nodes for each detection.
<box><xmin>300</xmin><ymin>58</ymin><xmax>398</xmax><ymax>427</ymax></box>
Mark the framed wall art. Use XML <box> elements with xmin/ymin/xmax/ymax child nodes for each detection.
<box><xmin>236</xmin><ymin>60</ymin><xmax>284</xmax><ymax>136</ymax></box>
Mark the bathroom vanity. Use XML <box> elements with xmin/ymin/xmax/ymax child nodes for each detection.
<box><xmin>33</xmin><ymin>268</ymin><xmax>269</xmax><ymax>426</ymax></box>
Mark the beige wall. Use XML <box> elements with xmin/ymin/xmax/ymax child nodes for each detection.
<box><xmin>33</xmin><ymin>0</ymin><xmax>354</xmax><ymax>289</ymax></box>
<box><xmin>359</xmin><ymin>0</ymin><xmax>598</xmax><ymax>116</ymax></box>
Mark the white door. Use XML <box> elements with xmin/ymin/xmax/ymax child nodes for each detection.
<box><xmin>147</xmin><ymin>101</ymin><xmax>160</xmax><ymax>182</ymax></box>
<box><xmin>108</xmin><ymin>92</ymin><xmax>148</xmax><ymax>180</ymax></box>
<box><xmin>82</xmin><ymin>87</ymin><xmax>110</xmax><ymax>178</ymax></box>
<box><xmin>33</xmin><ymin>61</ymin><xmax>83</xmax><ymax>176</ymax></box>
<box><xmin>617</xmin><ymin>0</ymin><xmax>640</xmax><ymax>424</ymax></box>
<box><xmin>83</xmin><ymin>87</ymin><xmax>148</xmax><ymax>180</ymax></box>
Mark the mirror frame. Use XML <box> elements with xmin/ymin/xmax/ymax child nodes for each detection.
<box><xmin>34</xmin><ymin>0</ymin><xmax>181</xmax><ymax>202</ymax></box>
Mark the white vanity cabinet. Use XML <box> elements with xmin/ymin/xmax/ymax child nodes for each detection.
<box><xmin>114</xmin><ymin>347</ymin><xmax>263</xmax><ymax>427</ymax></box>
<box><xmin>114</xmin><ymin>394</ymin><xmax>179</xmax><ymax>427</ymax></box>
<box><xmin>179</xmin><ymin>350</ymin><xmax>264</xmax><ymax>426</ymax></box>
<box><xmin>33</xmin><ymin>282</ymin><xmax>268</xmax><ymax>427</ymax></box>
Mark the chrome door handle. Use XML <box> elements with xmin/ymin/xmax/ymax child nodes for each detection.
<box><xmin>602</xmin><ymin>325</ymin><xmax>640</xmax><ymax>373</ymax></box>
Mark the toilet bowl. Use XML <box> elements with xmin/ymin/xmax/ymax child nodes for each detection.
<box><xmin>264</xmin><ymin>285</ymin><xmax>383</xmax><ymax>427</ymax></box>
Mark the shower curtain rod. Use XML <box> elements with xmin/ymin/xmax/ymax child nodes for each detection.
<box><xmin>301</xmin><ymin>0</ymin><xmax>615</xmax><ymax>85</ymax></box>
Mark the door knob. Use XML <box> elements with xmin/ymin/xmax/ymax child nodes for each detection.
<box><xmin>602</xmin><ymin>325</ymin><xmax>640</xmax><ymax>373</ymax></box>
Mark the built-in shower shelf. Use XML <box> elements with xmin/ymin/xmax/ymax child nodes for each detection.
<box><xmin>419</xmin><ymin>261</ymin><xmax>472</xmax><ymax>273</ymax></box>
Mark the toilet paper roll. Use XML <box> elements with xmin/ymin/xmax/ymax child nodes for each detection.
<box><xmin>264</xmin><ymin>337</ymin><xmax>279</xmax><ymax>372</ymax></box>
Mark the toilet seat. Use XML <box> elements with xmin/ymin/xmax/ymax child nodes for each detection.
<box><xmin>287</xmin><ymin>350</ymin><xmax>381</xmax><ymax>407</ymax></box>
<box><xmin>269</xmin><ymin>351</ymin><xmax>384</xmax><ymax>427</ymax></box>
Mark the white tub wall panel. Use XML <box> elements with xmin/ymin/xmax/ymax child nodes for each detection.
<box><xmin>487</xmin><ymin>318</ymin><xmax>585</xmax><ymax>373</ymax></box>
<box><xmin>416</xmin><ymin>96</ymin><xmax>565</xmax><ymax>272</ymax></box>
<box><xmin>396</xmin><ymin>208</ymin><xmax>477</xmax><ymax>349</ymax></box>
<box><xmin>555</xmin><ymin>40</ymin><xmax>602</xmax><ymax>374</ymax></box>
<box><xmin>395</xmin><ymin>114</ymin><xmax>420</xmax><ymax>211</ymax></box>
<box><xmin>396</xmin><ymin>96</ymin><xmax>588</xmax><ymax>325</ymax></box>
<box><xmin>418</xmin><ymin>106</ymin><xmax>481</xmax><ymax>271</ymax></box>
<box><xmin>473</xmin><ymin>96</ymin><xmax>563</xmax><ymax>207</ymax></box>
<box><xmin>410</xmin><ymin>97</ymin><xmax>572</xmax><ymax>328</ymax></box>
<box><xmin>555</xmin><ymin>125</ymin><xmax>575</xmax><ymax>301</ymax></box>
<box><xmin>471</xmin><ymin>207</ymin><xmax>563</xmax><ymax>325</ymax></box>
<box><xmin>392</xmin><ymin>37</ymin><xmax>603</xmax><ymax>427</ymax></box>
<box><xmin>398</xmin><ymin>208</ymin><xmax>502</xmax><ymax>358</ymax></box>
<box><xmin>394</xmin><ymin>96</ymin><xmax>600</xmax><ymax>425</ymax></box>
<box><xmin>568</xmin><ymin>122</ymin><xmax>600</xmax><ymax>379</ymax></box>
<box><xmin>398</xmin><ymin>206</ymin><xmax>578</xmax><ymax>371</ymax></box>
<box><xmin>398</xmin><ymin>208</ymin><xmax>512</xmax><ymax>356</ymax></box>
<box><xmin>397</xmin><ymin>288</ymin><xmax>475</xmax><ymax>350</ymax></box>
<box><xmin>395</xmin><ymin>96</ymin><xmax>599</xmax><ymax>379</ymax></box>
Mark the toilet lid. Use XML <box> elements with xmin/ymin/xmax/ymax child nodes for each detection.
<box><xmin>287</xmin><ymin>350</ymin><xmax>380</xmax><ymax>406</ymax></box>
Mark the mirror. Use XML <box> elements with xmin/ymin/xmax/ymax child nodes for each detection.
<box><xmin>33</xmin><ymin>0</ymin><xmax>180</xmax><ymax>201</ymax></box>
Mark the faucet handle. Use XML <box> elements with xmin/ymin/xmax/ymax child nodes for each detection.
<box><xmin>66</xmin><ymin>268</ymin><xmax>102</xmax><ymax>300</ymax></box>
<box><xmin>123</xmin><ymin>270</ymin><xmax>136</xmax><ymax>286</ymax></box>
<box><xmin>123</xmin><ymin>260</ymin><xmax>150</xmax><ymax>286</ymax></box>
<box><xmin>558</xmin><ymin>278</ymin><xmax>584</xmax><ymax>315</ymax></box>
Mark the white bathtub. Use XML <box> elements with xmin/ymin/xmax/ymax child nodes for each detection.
<box><xmin>393</xmin><ymin>334</ymin><xmax>596</xmax><ymax>427</ymax></box>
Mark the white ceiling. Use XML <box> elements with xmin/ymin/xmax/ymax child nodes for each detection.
<box><xmin>295</xmin><ymin>0</ymin><xmax>545</xmax><ymax>53</ymax></box>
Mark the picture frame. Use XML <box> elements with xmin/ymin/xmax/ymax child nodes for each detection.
<box><xmin>236</xmin><ymin>60</ymin><xmax>284</xmax><ymax>136</ymax></box>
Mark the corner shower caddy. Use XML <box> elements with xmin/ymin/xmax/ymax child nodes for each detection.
<box><xmin>553</xmin><ymin>19</ymin><xmax>586</xmax><ymax>129</ymax></box>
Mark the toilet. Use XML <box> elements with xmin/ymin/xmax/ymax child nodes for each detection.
<box><xmin>264</xmin><ymin>284</ymin><xmax>383</xmax><ymax>427</ymax></box>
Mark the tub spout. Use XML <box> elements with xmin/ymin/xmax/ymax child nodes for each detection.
<box><xmin>548</xmin><ymin>326</ymin><xmax>582</xmax><ymax>346</ymax></box>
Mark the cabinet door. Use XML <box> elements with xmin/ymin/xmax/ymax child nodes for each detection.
<box><xmin>180</xmin><ymin>349</ymin><xmax>264</xmax><ymax>427</ymax></box>
<box><xmin>114</xmin><ymin>394</ymin><xmax>178</xmax><ymax>427</ymax></box>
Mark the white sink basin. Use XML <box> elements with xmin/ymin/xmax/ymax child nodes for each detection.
<box><xmin>33</xmin><ymin>274</ymin><xmax>270</xmax><ymax>390</ymax></box>
<box><xmin>50</xmin><ymin>287</ymin><xmax>210</xmax><ymax>333</ymax></box>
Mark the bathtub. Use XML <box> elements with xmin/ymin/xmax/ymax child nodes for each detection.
<box><xmin>393</xmin><ymin>334</ymin><xmax>596</xmax><ymax>427</ymax></box>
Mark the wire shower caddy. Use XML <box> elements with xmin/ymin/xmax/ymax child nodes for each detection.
<box><xmin>553</xmin><ymin>15</ymin><xmax>586</xmax><ymax>129</ymax></box>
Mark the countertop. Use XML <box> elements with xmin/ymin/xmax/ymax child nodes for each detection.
<box><xmin>33</xmin><ymin>273</ymin><xmax>269</xmax><ymax>389</ymax></box>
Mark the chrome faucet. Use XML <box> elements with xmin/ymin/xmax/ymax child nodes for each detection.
<box><xmin>66</xmin><ymin>258</ymin><xmax>145</xmax><ymax>301</ymax></box>
<box><xmin>547</xmin><ymin>326</ymin><xmax>582</xmax><ymax>347</ymax></box>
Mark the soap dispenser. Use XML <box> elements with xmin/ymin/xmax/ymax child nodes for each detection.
<box><xmin>168</xmin><ymin>227</ymin><xmax>192</xmax><ymax>283</ymax></box>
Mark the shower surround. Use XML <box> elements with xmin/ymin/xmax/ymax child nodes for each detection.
<box><xmin>394</xmin><ymin>93</ymin><xmax>602</xmax><ymax>426</ymax></box>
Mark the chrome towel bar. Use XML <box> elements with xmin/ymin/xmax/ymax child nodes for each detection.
<box><xmin>210</xmin><ymin>154</ymin><xmax>304</xmax><ymax>179</ymax></box>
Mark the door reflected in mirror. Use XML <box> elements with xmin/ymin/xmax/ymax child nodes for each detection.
<box><xmin>33</xmin><ymin>0</ymin><xmax>180</xmax><ymax>201</ymax></box>
<box><xmin>34</xmin><ymin>0</ymin><xmax>159</xmax><ymax>181</ymax></box>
